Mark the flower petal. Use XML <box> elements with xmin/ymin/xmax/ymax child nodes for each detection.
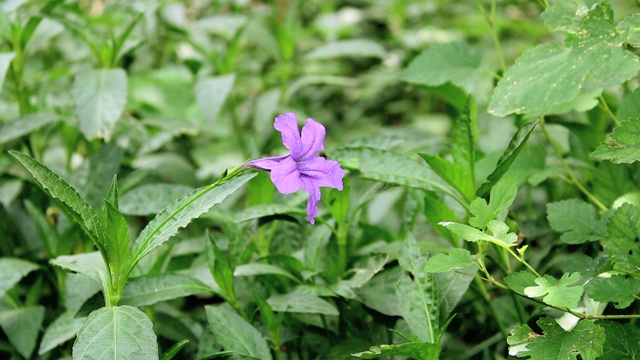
<box><xmin>301</xmin><ymin>177</ymin><xmax>321</xmax><ymax>224</ymax></box>
<box><xmin>247</xmin><ymin>155</ymin><xmax>289</xmax><ymax>171</ymax></box>
<box><xmin>270</xmin><ymin>155</ymin><xmax>303</xmax><ymax>194</ymax></box>
<box><xmin>297</xmin><ymin>118</ymin><xmax>326</xmax><ymax>160</ymax></box>
<box><xmin>274</xmin><ymin>113</ymin><xmax>302</xmax><ymax>155</ymax></box>
<box><xmin>298</xmin><ymin>157</ymin><xmax>345</xmax><ymax>190</ymax></box>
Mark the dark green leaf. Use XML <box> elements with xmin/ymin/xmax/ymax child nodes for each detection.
<box><xmin>205</xmin><ymin>305</ymin><xmax>271</xmax><ymax>359</ymax></box>
<box><xmin>267</xmin><ymin>293</ymin><xmax>338</xmax><ymax>315</ymax></box>
<box><xmin>585</xmin><ymin>275</ymin><xmax>637</xmax><ymax>309</ymax></box>
<box><xmin>0</xmin><ymin>306</ymin><xmax>45</xmax><ymax>358</ymax></box>
<box><xmin>419</xmin><ymin>153</ymin><xmax>475</xmax><ymax>202</ymax></box>
<box><xmin>602</xmin><ymin>203</ymin><xmax>640</xmax><ymax>274</ymax></box>
<box><xmin>0</xmin><ymin>258</ymin><xmax>39</xmax><ymax>299</ymax></box>
<box><xmin>451</xmin><ymin>99</ymin><xmax>476</xmax><ymax>183</ymax></box>
<box><xmin>547</xmin><ymin>199</ymin><xmax>607</xmax><ymax>244</ymax></box>
<box><xmin>598</xmin><ymin>320</ymin><xmax>640</xmax><ymax>359</ymax></box>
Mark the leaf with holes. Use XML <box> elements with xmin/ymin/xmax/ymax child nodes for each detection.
<box><xmin>602</xmin><ymin>203</ymin><xmax>640</xmax><ymax>274</ymax></box>
<box><xmin>592</xmin><ymin>118</ymin><xmax>640</xmax><ymax>164</ymax></box>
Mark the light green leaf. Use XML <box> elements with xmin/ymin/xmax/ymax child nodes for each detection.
<box><xmin>0</xmin><ymin>52</ymin><xmax>13</xmax><ymax>93</ymax></box>
<box><xmin>469</xmin><ymin>177</ymin><xmax>518</xmax><ymax>228</ymax></box>
<box><xmin>451</xmin><ymin>99</ymin><xmax>476</xmax><ymax>184</ymax></box>
<box><xmin>330</xmin><ymin>253</ymin><xmax>388</xmax><ymax>298</ymax></box>
<box><xmin>104</xmin><ymin>200</ymin><xmax>131</xmax><ymax>283</ymax></box>
<box><xmin>234</xmin><ymin>263</ymin><xmax>299</xmax><ymax>282</ymax></box>
<box><xmin>72</xmin><ymin>68</ymin><xmax>128</xmax><ymax>140</ymax></box>
<box><xmin>38</xmin><ymin>312</ymin><xmax>86</xmax><ymax>355</ymax></box>
<box><xmin>422</xmin><ymin>191</ymin><xmax>458</xmax><ymax>244</ymax></box>
<box><xmin>74</xmin><ymin>306</ymin><xmax>158</xmax><ymax>360</ymax></box>
<box><xmin>592</xmin><ymin>118</ymin><xmax>640</xmax><ymax>164</ymax></box>
<box><xmin>0</xmin><ymin>258</ymin><xmax>38</xmax><ymax>299</ymax></box>
<box><xmin>419</xmin><ymin>153</ymin><xmax>475</xmax><ymax>202</ymax></box>
<box><xmin>121</xmin><ymin>273</ymin><xmax>212</xmax><ymax>307</ymax></box>
<box><xmin>424</xmin><ymin>248</ymin><xmax>474</xmax><ymax>273</ymax></box>
<box><xmin>51</xmin><ymin>252</ymin><xmax>107</xmax><ymax>288</ymax></box>
<box><xmin>436</xmin><ymin>265</ymin><xmax>476</xmax><ymax>322</ymax></box>
<box><xmin>205</xmin><ymin>305</ymin><xmax>272</xmax><ymax>360</ymax></box>
<box><xmin>585</xmin><ymin>275</ymin><xmax>637</xmax><ymax>309</ymax></box>
<box><xmin>0</xmin><ymin>112</ymin><xmax>60</xmax><ymax>144</ymax></box>
<box><xmin>439</xmin><ymin>221</ymin><xmax>517</xmax><ymax>248</ymax></box>
<box><xmin>508</xmin><ymin>318</ymin><xmax>604</xmax><ymax>360</ymax></box>
<box><xmin>305</xmin><ymin>39</ymin><xmax>385</xmax><ymax>59</ymax></box>
<box><xmin>131</xmin><ymin>173</ymin><xmax>255</xmax><ymax>267</ymax></box>
<box><xmin>617</xmin><ymin>13</ymin><xmax>640</xmax><ymax>48</ymax></box>
<box><xmin>0</xmin><ymin>306</ymin><xmax>45</xmax><ymax>358</ymax></box>
<box><xmin>598</xmin><ymin>320</ymin><xmax>640</xmax><ymax>360</ymax></box>
<box><xmin>490</xmin><ymin>4</ymin><xmax>640</xmax><ymax>117</ymax></box>
<box><xmin>524</xmin><ymin>273</ymin><xmax>583</xmax><ymax>308</ymax></box>
<box><xmin>541</xmin><ymin>0</ymin><xmax>590</xmax><ymax>33</ymax></box>
<box><xmin>194</xmin><ymin>74</ymin><xmax>235</xmax><ymax>130</ymax></box>
<box><xmin>399</xmin><ymin>42</ymin><xmax>483</xmax><ymax>93</ymax></box>
<box><xmin>547</xmin><ymin>199</ymin><xmax>607</xmax><ymax>244</ymax></box>
<box><xmin>602</xmin><ymin>203</ymin><xmax>640</xmax><ymax>274</ymax></box>
<box><xmin>267</xmin><ymin>293</ymin><xmax>338</xmax><ymax>315</ymax></box>
<box><xmin>70</xmin><ymin>143</ymin><xmax>123</xmax><ymax>210</ymax></box>
<box><xmin>504</xmin><ymin>271</ymin><xmax>538</xmax><ymax>296</ymax></box>
<box><xmin>352</xmin><ymin>342</ymin><xmax>440</xmax><ymax>359</ymax></box>
<box><xmin>119</xmin><ymin>184</ymin><xmax>194</xmax><ymax>216</ymax></box>
<box><xmin>358</xmin><ymin>267</ymin><xmax>402</xmax><ymax>316</ymax></box>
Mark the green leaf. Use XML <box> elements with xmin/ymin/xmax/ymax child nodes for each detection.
<box><xmin>399</xmin><ymin>41</ymin><xmax>483</xmax><ymax>93</ymax></box>
<box><xmin>38</xmin><ymin>312</ymin><xmax>86</xmax><ymax>355</ymax></box>
<box><xmin>436</xmin><ymin>265</ymin><xmax>476</xmax><ymax>322</ymax></box>
<box><xmin>439</xmin><ymin>221</ymin><xmax>517</xmax><ymax>248</ymax></box>
<box><xmin>617</xmin><ymin>13</ymin><xmax>640</xmax><ymax>48</ymax></box>
<box><xmin>207</xmin><ymin>237</ymin><xmax>235</xmax><ymax>302</ymax></box>
<box><xmin>64</xmin><ymin>273</ymin><xmax>102</xmax><ymax>313</ymax></box>
<box><xmin>194</xmin><ymin>74</ymin><xmax>235</xmax><ymax>130</ymax></box>
<box><xmin>593</xmin><ymin>162</ymin><xmax>638</xmax><ymax>207</ymax></box>
<box><xmin>51</xmin><ymin>252</ymin><xmax>108</xmax><ymax>289</ymax></box>
<box><xmin>0</xmin><ymin>258</ymin><xmax>38</xmax><ymax>299</ymax></box>
<box><xmin>451</xmin><ymin>99</ymin><xmax>476</xmax><ymax>183</ymax></box>
<box><xmin>0</xmin><ymin>306</ymin><xmax>45</xmax><ymax>358</ymax></box>
<box><xmin>504</xmin><ymin>271</ymin><xmax>539</xmax><ymax>296</ymax></box>
<box><xmin>592</xmin><ymin>118</ymin><xmax>640</xmax><ymax>164</ymax></box>
<box><xmin>72</xmin><ymin>68</ymin><xmax>128</xmax><ymax>140</ymax></box>
<box><xmin>131</xmin><ymin>173</ymin><xmax>255</xmax><ymax>267</ymax></box>
<box><xmin>585</xmin><ymin>275</ymin><xmax>637</xmax><ymax>309</ymax></box>
<box><xmin>602</xmin><ymin>203</ymin><xmax>640</xmax><ymax>274</ymax></box>
<box><xmin>103</xmin><ymin>200</ymin><xmax>131</xmax><ymax>285</ymax></box>
<box><xmin>358</xmin><ymin>267</ymin><xmax>402</xmax><ymax>316</ymax></box>
<box><xmin>0</xmin><ymin>52</ymin><xmax>13</xmax><ymax>93</ymax></box>
<box><xmin>424</xmin><ymin>248</ymin><xmax>474</xmax><ymax>273</ymax></box>
<box><xmin>326</xmin><ymin>179</ymin><xmax>350</xmax><ymax>225</ymax></box>
<box><xmin>9</xmin><ymin>151</ymin><xmax>106</xmax><ymax>249</ymax></box>
<box><xmin>234</xmin><ymin>263</ymin><xmax>299</xmax><ymax>283</ymax></box>
<box><xmin>598</xmin><ymin>320</ymin><xmax>640</xmax><ymax>360</ymax></box>
<box><xmin>267</xmin><ymin>292</ymin><xmax>338</xmax><ymax>315</ymax></box>
<box><xmin>489</xmin><ymin>4</ymin><xmax>640</xmax><ymax>117</ymax></box>
<box><xmin>305</xmin><ymin>39</ymin><xmax>385</xmax><ymax>59</ymax></box>
<box><xmin>205</xmin><ymin>305</ymin><xmax>272</xmax><ymax>359</ymax></box>
<box><xmin>422</xmin><ymin>191</ymin><xmax>458</xmax><ymax>245</ymax></box>
<box><xmin>477</xmin><ymin>119</ymin><xmax>539</xmax><ymax>197</ymax></box>
<box><xmin>70</xmin><ymin>143</ymin><xmax>123</xmax><ymax>210</ymax></box>
<box><xmin>469</xmin><ymin>176</ymin><xmax>518</xmax><ymax>228</ymax></box>
<box><xmin>419</xmin><ymin>153</ymin><xmax>475</xmax><ymax>202</ymax></box>
<box><xmin>331</xmin><ymin>253</ymin><xmax>388</xmax><ymax>298</ymax></box>
<box><xmin>541</xmin><ymin>0</ymin><xmax>590</xmax><ymax>33</ymax></box>
<box><xmin>121</xmin><ymin>273</ymin><xmax>212</xmax><ymax>307</ymax></box>
<box><xmin>119</xmin><ymin>184</ymin><xmax>194</xmax><ymax>216</ymax></box>
<box><xmin>159</xmin><ymin>340</ymin><xmax>189</xmax><ymax>360</ymax></box>
<box><xmin>524</xmin><ymin>273</ymin><xmax>583</xmax><ymax>308</ymax></box>
<box><xmin>74</xmin><ymin>306</ymin><xmax>158</xmax><ymax>360</ymax></box>
<box><xmin>508</xmin><ymin>318</ymin><xmax>604</xmax><ymax>360</ymax></box>
<box><xmin>352</xmin><ymin>342</ymin><xmax>440</xmax><ymax>359</ymax></box>
<box><xmin>0</xmin><ymin>112</ymin><xmax>60</xmax><ymax>144</ymax></box>
<box><xmin>547</xmin><ymin>199</ymin><xmax>607</xmax><ymax>244</ymax></box>
<box><xmin>235</xmin><ymin>203</ymin><xmax>304</xmax><ymax>222</ymax></box>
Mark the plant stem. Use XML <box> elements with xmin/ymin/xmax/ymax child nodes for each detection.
<box><xmin>598</xmin><ymin>94</ymin><xmax>621</xmax><ymax>126</ymax></box>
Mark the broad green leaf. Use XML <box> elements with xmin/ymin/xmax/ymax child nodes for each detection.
<box><xmin>585</xmin><ymin>275</ymin><xmax>637</xmax><ymax>309</ymax></box>
<box><xmin>194</xmin><ymin>74</ymin><xmax>235</xmax><ymax>130</ymax></box>
<box><xmin>131</xmin><ymin>173</ymin><xmax>255</xmax><ymax>266</ymax></box>
<box><xmin>119</xmin><ymin>184</ymin><xmax>194</xmax><ymax>216</ymax></box>
<box><xmin>617</xmin><ymin>13</ymin><xmax>640</xmax><ymax>47</ymax></box>
<box><xmin>598</xmin><ymin>320</ymin><xmax>640</xmax><ymax>360</ymax></box>
<box><xmin>593</xmin><ymin>162</ymin><xmax>638</xmax><ymax>207</ymax></box>
<box><xmin>24</xmin><ymin>199</ymin><xmax>60</xmax><ymax>256</ymax></box>
<box><xmin>592</xmin><ymin>118</ymin><xmax>640</xmax><ymax>164</ymax></box>
<box><xmin>469</xmin><ymin>176</ymin><xmax>518</xmax><ymax>228</ymax></box>
<box><xmin>234</xmin><ymin>263</ymin><xmax>299</xmax><ymax>282</ymax></box>
<box><xmin>207</xmin><ymin>238</ymin><xmax>235</xmax><ymax>302</ymax></box>
<box><xmin>439</xmin><ymin>221</ymin><xmax>517</xmax><ymax>248</ymax></box>
<box><xmin>560</xmin><ymin>254</ymin><xmax>601</xmax><ymax>280</ymax></box>
<box><xmin>234</xmin><ymin>203</ymin><xmax>304</xmax><ymax>222</ymax></box>
<box><xmin>0</xmin><ymin>306</ymin><xmax>45</xmax><ymax>358</ymax></box>
<box><xmin>422</xmin><ymin>191</ymin><xmax>458</xmax><ymax>244</ymax></box>
<box><xmin>399</xmin><ymin>41</ymin><xmax>483</xmax><ymax>93</ymax></box>
<box><xmin>267</xmin><ymin>293</ymin><xmax>338</xmax><ymax>315</ymax></box>
<box><xmin>64</xmin><ymin>273</ymin><xmax>101</xmax><ymax>313</ymax></box>
<box><xmin>38</xmin><ymin>312</ymin><xmax>86</xmax><ymax>355</ymax></box>
<box><xmin>504</xmin><ymin>271</ymin><xmax>538</xmax><ymax>296</ymax></box>
<box><xmin>524</xmin><ymin>273</ymin><xmax>583</xmax><ymax>308</ymax></box>
<box><xmin>547</xmin><ymin>199</ymin><xmax>607</xmax><ymax>244</ymax></box>
<box><xmin>617</xmin><ymin>88</ymin><xmax>640</xmax><ymax>122</ymax></box>
<box><xmin>70</xmin><ymin>143</ymin><xmax>123</xmax><ymax>210</ymax></box>
<box><xmin>9</xmin><ymin>151</ymin><xmax>106</xmax><ymax>248</ymax></box>
<box><xmin>0</xmin><ymin>258</ymin><xmax>38</xmax><ymax>299</ymax></box>
<box><xmin>358</xmin><ymin>267</ymin><xmax>402</xmax><ymax>316</ymax></box>
<box><xmin>424</xmin><ymin>248</ymin><xmax>474</xmax><ymax>273</ymax></box>
<box><xmin>0</xmin><ymin>52</ymin><xmax>13</xmax><ymax>92</ymax></box>
<box><xmin>74</xmin><ymin>306</ymin><xmax>158</xmax><ymax>360</ymax></box>
<box><xmin>451</xmin><ymin>99</ymin><xmax>476</xmax><ymax>183</ymax></box>
<box><xmin>508</xmin><ymin>318</ymin><xmax>604</xmax><ymax>360</ymax></box>
<box><xmin>419</xmin><ymin>153</ymin><xmax>475</xmax><ymax>202</ymax></box>
<box><xmin>541</xmin><ymin>0</ymin><xmax>590</xmax><ymax>33</ymax></box>
<box><xmin>477</xmin><ymin>119</ymin><xmax>539</xmax><ymax>197</ymax></box>
<box><xmin>305</xmin><ymin>39</ymin><xmax>385</xmax><ymax>59</ymax></box>
<box><xmin>121</xmin><ymin>273</ymin><xmax>212</xmax><ymax>307</ymax></box>
<box><xmin>103</xmin><ymin>201</ymin><xmax>131</xmax><ymax>284</ymax></box>
<box><xmin>72</xmin><ymin>68</ymin><xmax>128</xmax><ymax>140</ymax></box>
<box><xmin>0</xmin><ymin>112</ymin><xmax>60</xmax><ymax>144</ymax></box>
<box><xmin>330</xmin><ymin>253</ymin><xmax>388</xmax><ymax>299</ymax></box>
<box><xmin>352</xmin><ymin>342</ymin><xmax>440</xmax><ymax>359</ymax></box>
<box><xmin>489</xmin><ymin>4</ymin><xmax>640</xmax><ymax>117</ymax></box>
<box><xmin>435</xmin><ymin>265</ymin><xmax>476</xmax><ymax>322</ymax></box>
<box><xmin>205</xmin><ymin>305</ymin><xmax>272</xmax><ymax>359</ymax></box>
<box><xmin>51</xmin><ymin>252</ymin><xmax>108</xmax><ymax>288</ymax></box>
<box><xmin>602</xmin><ymin>203</ymin><xmax>640</xmax><ymax>274</ymax></box>
<box><xmin>0</xmin><ymin>179</ymin><xmax>21</xmax><ymax>207</ymax></box>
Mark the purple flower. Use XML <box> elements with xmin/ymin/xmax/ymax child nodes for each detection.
<box><xmin>248</xmin><ymin>112</ymin><xmax>345</xmax><ymax>224</ymax></box>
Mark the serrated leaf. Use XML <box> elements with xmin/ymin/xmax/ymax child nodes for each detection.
<box><xmin>524</xmin><ymin>273</ymin><xmax>583</xmax><ymax>308</ymax></box>
<box><xmin>73</xmin><ymin>306</ymin><xmax>158</xmax><ymax>360</ymax></box>
<box><xmin>119</xmin><ymin>184</ymin><xmax>194</xmax><ymax>216</ymax></box>
<box><xmin>0</xmin><ymin>258</ymin><xmax>38</xmax><ymax>299</ymax></box>
<box><xmin>399</xmin><ymin>41</ymin><xmax>483</xmax><ymax>93</ymax></box>
<box><xmin>585</xmin><ymin>275</ymin><xmax>637</xmax><ymax>309</ymax></box>
<box><xmin>419</xmin><ymin>153</ymin><xmax>475</xmax><ymax>202</ymax></box>
<box><xmin>617</xmin><ymin>13</ymin><xmax>640</xmax><ymax>48</ymax></box>
<box><xmin>508</xmin><ymin>318</ymin><xmax>604</xmax><ymax>360</ymax></box>
<box><xmin>489</xmin><ymin>4</ymin><xmax>640</xmax><ymax>117</ymax></box>
<box><xmin>194</xmin><ymin>74</ymin><xmax>235</xmax><ymax>130</ymax></box>
<box><xmin>602</xmin><ymin>203</ymin><xmax>640</xmax><ymax>273</ymax></box>
<box><xmin>0</xmin><ymin>306</ymin><xmax>45</xmax><ymax>358</ymax></box>
<box><xmin>103</xmin><ymin>201</ymin><xmax>131</xmax><ymax>284</ymax></box>
<box><xmin>451</xmin><ymin>99</ymin><xmax>476</xmax><ymax>183</ymax></box>
<box><xmin>352</xmin><ymin>342</ymin><xmax>440</xmax><ymax>359</ymax></box>
<box><xmin>205</xmin><ymin>305</ymin><xmax>271</xmax><ymax>359</ymax></box>
<box><xmin>38</xmin><ymin>312</ymin><xmax>86</xmax><ymax>355</ymax></box>
<box><xmin>593</xmin><ymin>162</ymin><xmax>638</xmax><ymax>207</ymax></box>
<box><xmin>120</xmin><ymin>273</ymin><xmax>212</xmax><ymax>307</ymax></box>
<box><xmin>305</xmin><ymin>39</ymin><xmax>385</xmax><ymax>59</ymax></box>
<box><xmin>73</xmin><ymin>68</ymin><xmax>128</xmax><ymax>140</ymax></box>
<box><xmin>598</xmin><ymin>320</ymin><xmax>640</xmax><ymax>359</ymax></box>
<box><xmin>541</xmin><ymin>0</ymin><xmax>590</xmax><ymax>33</ymax></box>
<box><xmin>0</xmin><ymin>112</ymin><xmax>60</xmax><ymax>144</ymax></box>
<box><xmin>547</xmin><ymin>199</ymin><xmax>607</xmax><ymax>244</ymax></box>
<box><xmin>131</xmin><ymin>173</ymin><xmax>255</xmax><ymax>267</ymax></box>
<box><xmin>504</xmin><ymin>271</ymin><xmax>538</xmax><ymax>296</ymax></box>
<box><xmin>470</xmin><ymin>177</ymin><xmax>518</xmax><ymax>228</ymax></box>
<box><xmin>424</xmin><ymin>248</ymin><xmax>474</xmax><ymax>273</ymax></box>
<box><xmin>592</xmin><ymin>118</ymin><xmax>640</xmax><ymax>164</ymax></box>
<box><xmin>267</xmin><ymin>293</ymin><xmax>338</xmax><ymax>315</ymax></box>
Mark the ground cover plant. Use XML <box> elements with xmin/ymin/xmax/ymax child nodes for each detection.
<box><xmin>1</xmin><ymin>0</ymin><xmax>640</xmax><ymax>359</ymax></box>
